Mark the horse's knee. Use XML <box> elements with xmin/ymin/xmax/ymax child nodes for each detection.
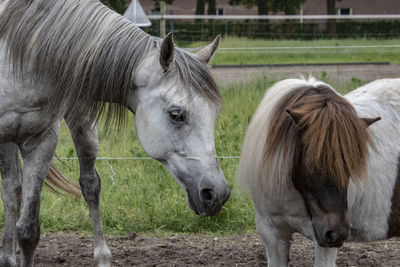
<box><xmin>16</xmin><ymin>219</ymin><xmax>40</xmax><ymax>252</ymax></box>
<box><xmin>2</xmin><ymin>180</ymin><xmax>21</xmax><ymax>205</ymax></box>
<box><xmin>79</xmin><ymin>172</ymin><xmax>101</xmax><ymax>203</ymax></box>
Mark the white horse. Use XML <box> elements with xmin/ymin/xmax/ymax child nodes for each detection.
<box><xmin>0</xmin><ymin>0</ymin><xmax>230</xmax><ymax>266</ymax></box>
<box><xmin>236</xmin><ymin>76</ymin><xmax>400</xmax><ymax>267</ymax></box>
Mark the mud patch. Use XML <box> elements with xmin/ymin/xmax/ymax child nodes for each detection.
<box><xmin>6</xmin><ymin>232</ymin><xmax>400</xmax><ymax>266</ymax></box>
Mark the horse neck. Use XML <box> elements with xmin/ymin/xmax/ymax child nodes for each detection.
<box><xmin>0</xmin><ymin>0</ymin><xmax>159</xmax><ymax>127</ymax></box>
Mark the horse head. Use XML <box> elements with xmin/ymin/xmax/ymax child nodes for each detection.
<box><xmin>131</xmin><ymin>33</ymin><xmax>230</xmax><ymax>216</ymax></box>
<box><xmin>286</xmin><ymin>87</ymin><xmax>380</xmax><ymax>247</ymax></box>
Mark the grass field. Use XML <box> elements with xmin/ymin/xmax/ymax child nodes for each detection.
<box><xmin>0</xmin><ymin>74</ymin><xmax>368</xmax><ymax>236</ymax></box>
<box><xmin>185</xmin><ymin>37</ymin><xmax>400</xmax><ymax>65</ymax></box>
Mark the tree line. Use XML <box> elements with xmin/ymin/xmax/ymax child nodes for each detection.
<box><xmin>101</xmin><ymin>0</ymin><xmax>338</xmax><ymax>16</ymax></box>
<box><xmin>102</xmin><ymin>0</ymin><xmax>339</xmax><ymax>36</ymax></box>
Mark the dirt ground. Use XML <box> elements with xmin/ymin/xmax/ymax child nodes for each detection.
<box><xmin>8</xmin><ymin>232</ymin><xmax>399</xmax><ymax>266</ymax></box>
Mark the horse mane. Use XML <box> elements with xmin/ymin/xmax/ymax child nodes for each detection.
<box><xmin>0</xmin><ymin>0</ymin><xmax>221</xmax><ymax>128</ymax></box>
<box><xmin>236</xmin><ymin>77</ymin><xmax>371</xmax><ymax>197</ymax></box>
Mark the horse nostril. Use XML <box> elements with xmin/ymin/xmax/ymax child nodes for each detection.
<box><xmin>324</xmin><ymin>227</ymin><xmax>348</xmax><ymax>244</ymax></box>
<box><xmin>324</xmin><ymin>230</ymin><xmax>339</xmax><ymax>244</ymax></box>
<box><xmin>200</xmin><ymin>188</ymin><xmax>216</xmax><ymax>207</ymax></box>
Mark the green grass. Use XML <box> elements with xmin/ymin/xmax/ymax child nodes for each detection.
<box><xmin>0</xmin><ymin>74</ymin><xmax>371</xmax><ymax>236</ymax></box>
<box><xmin>185</xmin><ymin>37</ymin><xmax>400</xmax><ymax>65</ymax></box>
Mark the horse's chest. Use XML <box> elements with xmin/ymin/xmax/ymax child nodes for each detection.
<box><xmin>255</xmin><ymin>194</ymin><xmax>313</xmax><ymax>236</ymax></box>
<box><xmin>0</xmin><ymin>109</ymin><xmax>57</xmax><ymax>144</ymax></box>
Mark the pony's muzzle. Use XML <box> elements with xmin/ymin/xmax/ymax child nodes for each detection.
<box><xmin>322</xmin><ymin>226</ymin><xmax>349</xmax><ymax>247</ymax></box>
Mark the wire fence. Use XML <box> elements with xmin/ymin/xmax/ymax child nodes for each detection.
<box><xmin>139</xmin><ymin>15</ymin><xmax>400</xmax><ymax>67</ymax></box>
<box><xmin>59</xmin><ymin>156</ymin><xmax>241</xmax><ymax>182</ymax></box>
<box><xmin>60</xmin><ymin>156</ymin><xmax>241</xmax><ymax>160</ymax></box>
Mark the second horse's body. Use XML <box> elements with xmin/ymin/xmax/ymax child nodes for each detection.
<box><xmin>237</xmin><ymin>77</ymin><xmax>400</xmax><ymax>266</ymax></box>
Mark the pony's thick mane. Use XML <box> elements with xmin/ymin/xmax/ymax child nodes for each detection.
<box><xmin>236</xmin><ymin>77</ymin><xmax>371</xmax><ymax>197</ymax></box>
<box><xmin>0</xmin><ymin>0</ymin><xmax>221</xmax><ymax>127</ymax></box>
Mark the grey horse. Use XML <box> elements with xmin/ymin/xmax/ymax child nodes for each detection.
<box><xmin>0</xmin><ymin>0</ymin><xmax>230</xmax><ymax>266</ymax></box>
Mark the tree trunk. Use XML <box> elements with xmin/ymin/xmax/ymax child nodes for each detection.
<box><xmin>257</xmin><ymin>0</ymin><xmax>268</xmax><ymax>15</ymax></box>
<box><xmin>284</xmin><ymin>0</ymin><xmax>292</xmax><ymax>39</ymax></box>
<box><xmin>208</xmin><ymin>0</ymin><xmax>216</xmax><ymax>15</ymax></box>
<box><xmin>195</xmin><ymin>0</ymin><xmax>205</xmax><ymax>15</ymax></box>
<box><xmin>256</xmin><ymin>0</ymin><xmax>268</xmax><ymax>38</ymax></box>
<box><xmin>327</xmin><ymin>0</ymin><xmax>336</xmax><ymax>37</ymax></box>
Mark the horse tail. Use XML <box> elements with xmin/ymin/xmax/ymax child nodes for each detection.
<box><xmin>45</xmin><ymin>163</ymin><xmax>82</xmax><ymax>197</ymax></box>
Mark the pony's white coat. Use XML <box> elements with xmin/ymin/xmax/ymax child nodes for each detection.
<box><xmin>346</xmin><ymin>79</ymin><xmax>400</xmax><ymax>241</ymax></box>
<box><xmin>237</xmin><ymin>77</ymin><xmax>400</xmax><ymax>266</ymax></box>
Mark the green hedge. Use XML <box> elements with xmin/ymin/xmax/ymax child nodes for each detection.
<box><xmin>143</xmin><ymin>20</ymin><xmax>400</xmax><ymax>41</ymax></box>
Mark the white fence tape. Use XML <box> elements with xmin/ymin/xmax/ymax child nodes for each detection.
<box><xmin>217</xmin><ymin>44</ymin><xmax>400</xmax><ymax>51</ymax></box>
<box><xmin>148</xmin><ymin>14</ymin><xmax>400</xmax><ymax>20</ymax></box>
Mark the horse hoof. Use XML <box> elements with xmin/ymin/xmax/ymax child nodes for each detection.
<box><xmin>94</xmin><ymin>245</ymin><xmax>112</xmax><ymax>267</ymax></box>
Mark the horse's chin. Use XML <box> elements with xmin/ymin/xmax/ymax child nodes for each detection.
<box><xmin>316</xmin><ymin>239</ymin><xmax>344</xmax><ymax>248</ymax></box>
<box><xmin>186</xmin><ymin>189</ymin><xmax>200</xmax><ymax>215</ymax></box>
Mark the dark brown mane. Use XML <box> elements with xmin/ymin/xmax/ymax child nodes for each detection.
<box><xmin>263</xmin><ymin>85</ymin><xmax>371</xmax><ymax>188</ymax></box>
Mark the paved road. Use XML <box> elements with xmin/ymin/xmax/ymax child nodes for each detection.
<box><xmin>211</xmin><ymin>63</ymin><xmax>400</xmax><ymax>87</ymax></box>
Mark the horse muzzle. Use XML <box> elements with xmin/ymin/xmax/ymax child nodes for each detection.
<box><xmin>186</xmin><ymin>183</ymin><xmax>230</xmax><ymax>217</ymax></box>
<box><xmin>313</xmin><ymin>223</ymin><xmax>349</xmax><ymax>248</ymax></box>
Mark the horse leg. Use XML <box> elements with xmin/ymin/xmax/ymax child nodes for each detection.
<box><xmin>314</xmin><ymin>244</ymin><xmax>337</xmax><ymax>267</ymax></box>
<box><xmin>0</xmin><ymin>143</ymin><xmax>22</xmax><ymax>267</ymax></box>
<box><xmin>67</xmin><ymin>121</ymin><xmax>111</xmax><ymax>267</ymax></box>
<box><xmin>16</xmin><ymin>122</ymin><xmax>60</xmax><ymax>267</ymax></box>
<box><xmin>256</xmin><ymin>215</ymin><xmax>291</xmax><ymax>267</ymax></box>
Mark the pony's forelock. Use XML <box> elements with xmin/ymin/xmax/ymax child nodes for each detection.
<box><xmin>287</xmin><ymin>87</ymin><xmax>371</xmax><ymax>188</ymax></box>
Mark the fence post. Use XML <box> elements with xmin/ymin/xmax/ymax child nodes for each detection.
<box><xmin>160</xmin><ymin>1</ymin><xmax>166</xmax><ymax>37</ymax></box>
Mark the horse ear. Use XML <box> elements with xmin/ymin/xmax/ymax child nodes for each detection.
<box><xmin>286</xmin><ymin>109</ymin><xmax>301</xmax><ymax>125</ymax></box>
<box><xmin>195</xmin><ymin>34</ymin><xmax>221</xmax><ymax>64</ymax></box>
<box><xmin>160</xmin><ymin>32</ymin><xmax>175</xmax><ymax>71</ymax></box>
<box><xmin>361</xmin><ymin>116</ymin><xmax>381</xmax><ymax>127</ymax></box>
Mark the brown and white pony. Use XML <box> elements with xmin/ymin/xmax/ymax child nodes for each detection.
<box><xmin>236</xmin><ymin>77</ymin><xmax>400</xmax><ymax>266</ymax></box>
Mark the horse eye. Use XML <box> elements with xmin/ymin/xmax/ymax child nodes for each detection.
<box><xmin>169</xmin><ymin>109</ymin><xmax>185</xmax><ymax>123</ymax></box>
